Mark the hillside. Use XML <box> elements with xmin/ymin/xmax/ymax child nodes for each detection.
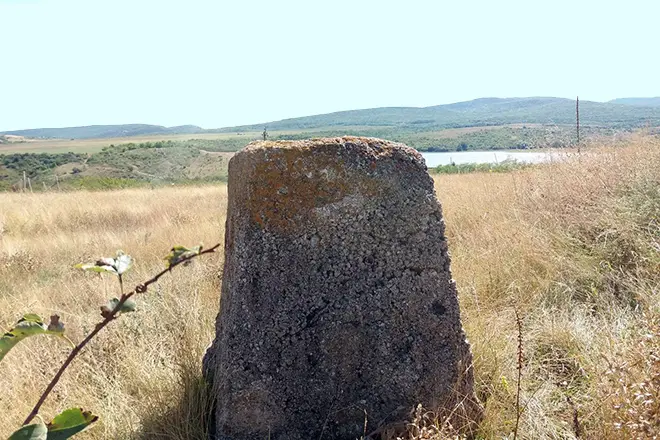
<box><xmin>0</xmin><ymin>124</ymin><xmax>203</xmax><ymax>140</ymax></box>
<box><xmin>216</xmin><ymin>97</ymin><xmax>660</xmax><ymax>132</ymax></box>
<box><xmin>0</xmin><ymin>135</ymin><xmax>27</xmax><ymax>144</ymax></box>
<box><xmin>0</xmin><ymin>139</ymin><xmax>234</xmax><ymax>191</ymax></box>
<box><xmin>609</xmin><ymin>97</ymin><xmax>660</xmax><ymax>107</ymax></box>
<box><xmin>4</xmin><ymin>97</ymin><xmax>660</xmax><ymax>142</ymax></box>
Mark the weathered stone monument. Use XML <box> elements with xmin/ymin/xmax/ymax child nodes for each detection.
<box><xmin>203</xmin><ymin>137</ymin><xmax>481</xmax><ymax>439</ymax></box>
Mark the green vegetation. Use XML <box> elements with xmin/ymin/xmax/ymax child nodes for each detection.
<box><xmin>433</xmin><ymin>159</ymin><xmax>532</xmax><ymax>174</ymax></box>
<box><xmin>0</xmin><ymin>141</ymin><xmax>231</xmax><ymax>191</ymax></box>
<box><xmin>101</xmin><ymin>137</ymin><xmax>250</xmax><ymax>153</ymax></box>
<box><xmin>609</xmin><ymin>97</ymin><xmax>660</xmax><ymax>107</ymax></box>
<box><xmin>216</xmin><ymin>97</ymin><xmax>660</xmax><ymax>132</ymax></box>
<box><xmin>0</xmin><ymin>153</ymin><xmax>89</xmax><ymax>191</ymax></box>
<box><xmin>88</xmin><ymin>144</ymin><xmax>229</xmax><ymax>182</ymax></box>
<box><xmin>2</xmin><ymin>153</ymin><xmax>87</xmax><ymax>177</ymax></box>
<box><xmin>433</xmin><ymin>126</ymin><xmax>572</xmax><ymax>150</ymax></box>
<box><xmin>403</xmin><ymin>125</ymin><xmax>578</xmax><ymax>151</ymax></box>
<box><xmin>269</xmin><ymin>124</ymin><xmax>617</xmax><ymax>151</ymax></box>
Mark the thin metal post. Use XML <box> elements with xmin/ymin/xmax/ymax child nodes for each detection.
<box><xmin>576</xmin><ymin>96</ymin><xmax>580</xmax><ymax>153</ymax></box>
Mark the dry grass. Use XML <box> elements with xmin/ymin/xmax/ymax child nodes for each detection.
<box><xmin>0</xmin><ymin>186</ymin><xmax>226</xmax><ymax>439</ymax></box>
<box><xmin>437</xmin><ymin>137</ymin><xmax>659</xmax><ymax>440</ymax></box>
<box><xmin>0</xmin><ymin>132</ymin><xmax>257</xmax><ymax>155</ymax></box>
<box><xmin>0</xmin><ymin>127</ymin><xmax>372</xmax><ymax>155</ymax></box>
<box><xmin>1</xmin><ymin>138</ymin><xmax>658</xmax><ymax>439</ymax></box>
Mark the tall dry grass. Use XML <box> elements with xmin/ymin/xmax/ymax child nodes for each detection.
<box><xmin>0</xmin><ymin>186</ymin><xmax>226</xmax><ymax>439</ymax></box>
<box><xmin>0</xmin><ymin>138</ymin><xmax>658</xmax><ymax>439</ymax></box>
<box><xmin>439</xmin><ymin>137</ymin><xmax>659</xmax><ymax>439</ymax></box>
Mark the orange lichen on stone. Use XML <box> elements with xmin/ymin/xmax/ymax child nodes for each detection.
<box><xmin>234</xmin><ymin>137</ymin><xmax>425</xmax><ymax>233</ymax></box>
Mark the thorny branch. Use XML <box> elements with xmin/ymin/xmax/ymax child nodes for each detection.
<box><xmin>22</xmin><ymin>243</ymin><xmax>221</xmax><ymax>425</ymax></box>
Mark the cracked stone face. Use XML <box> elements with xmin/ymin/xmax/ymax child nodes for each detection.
<box><xmin>203</xmin><ymin>137</ymin><xmax>482</xmax><ymax>440</ymax></box>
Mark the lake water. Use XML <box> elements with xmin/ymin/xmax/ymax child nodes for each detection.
<box><xmin>421</xmin><ymin>150</ymin><xmax>561</xmax><ymax>167</ymax></box>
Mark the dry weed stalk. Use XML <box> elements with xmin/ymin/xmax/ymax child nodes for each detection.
<box><xmin>513</xmin><ymin>309</ymin><xmax>524</xmax><ymax>440</ymax></box>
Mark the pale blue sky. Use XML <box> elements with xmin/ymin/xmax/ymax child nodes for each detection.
<box><xmin>1</xmin><ymin>0</ymin><xmax>658</xmax><ymax>131</ymax></box>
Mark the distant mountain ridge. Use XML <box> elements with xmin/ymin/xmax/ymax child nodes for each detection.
<box><xmin>214</xmin><ymin>96</ymin><xmax>660</xmax><ymax>132</ymax></box>
<box><xmin>0</xmin><ymin>124</ymin><xmax>203</xmax><ymax>140</ymax></box>
<box><xmin>3</xmin><ymin>97</ymin><xmax>660</xmax><ymax>140</ymax></box>
<box><xmin>608</xmin><ymin>97</ymin><xmax>660</xmax><ymax>107</ymax></box>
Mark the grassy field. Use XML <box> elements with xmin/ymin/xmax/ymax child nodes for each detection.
<box><xmin>0</xmin><ymin>128</ymin><xmax>390</xmax><ymax>155</ymax></box>
<box><xmin>0</xmin><ymin>132</ymin><xmax>262</xmax><ymax>155</ymax></box>
<box><xmin>0</xmin><ymin>138</ymin><xmax>658</xmax><ymax>439</ymax></box>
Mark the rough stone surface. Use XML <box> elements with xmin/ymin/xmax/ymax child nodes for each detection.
<box><xmin>203</xmin><ymin>137</ymin><xmax>481</xmax><ymax>439</ymax></box>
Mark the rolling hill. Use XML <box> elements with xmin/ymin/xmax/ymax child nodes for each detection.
<box><xmin>608</xmin><ymin>97</ymin><xmax>660</xmax><ymax>107</ymax></box>
<box><xmin>216</xmin><ymin>97</ymin><xmax>660</xmax><ymax>132</ymax></box>
<box><xmin>0</xmin><ymin>124</ymin><xmax>203</xmax><ymax>140</ymax></box>
<box><xmin>3</xmin><ymin>97</ymin><xmax>660</xmax><ymax>141</ymax></box>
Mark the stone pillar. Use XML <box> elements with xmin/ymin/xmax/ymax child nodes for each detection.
<box><xmin>203</xmin><ymin>137</ymin><xmax>481</xmax><ymax>439</ymax></box>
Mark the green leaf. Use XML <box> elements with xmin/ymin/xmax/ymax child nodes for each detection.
<box><xmin>100</xmin><ymin>298</ymin><xmax>136</xmax><ymax>318</ymax></box>
<box><xmin>73</xmin><ymin>263</ymin><xmax>116</xmax><ymax>274</ymax></box>
<box><xmin>0</xmin><ymin>315</ymin><xmax>66</xmax><ymax>363</ymax></box>
<box><xmin>119</xmin><ymin>298</ymin><xmax>137</xmax><ymax>313</ymax></box>
<box><xmin>74</xmin><ymin>251</ymin><xmax>133</xmax><ymax>276</ymax></box>
<box><xmin>8</xmin><ymin>420</ymin><xmax>48</xmax><ymax>440</ymax></box>
<box><xmin>46</xmin><ymin>407</ymin><xmax>98</xmax><ymax>439</ymax></box>
<box><xmin>164</xmin><ymin>245</ymin><xmax>203</xmax><ymax>268</ymax></box>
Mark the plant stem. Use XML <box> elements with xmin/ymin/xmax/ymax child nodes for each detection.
<box><xmin>513</xmin><ymin>309</ymin><xmax>524</xmax><ymax>440</ymax></box>
<box><xmin>22</xmin><ymin>243</ymin><xmax>221</xmax><ymax>425</ymax></box>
